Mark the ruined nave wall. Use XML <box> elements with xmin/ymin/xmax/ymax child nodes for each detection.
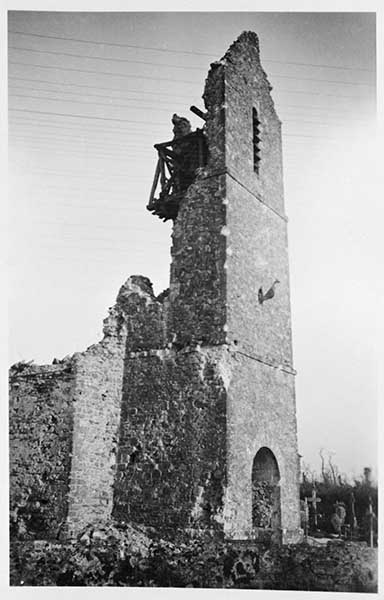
<box><xmin>9</xmin><ymin>362</ymin><xmax>75</xmax><ymax>540</ymax></box>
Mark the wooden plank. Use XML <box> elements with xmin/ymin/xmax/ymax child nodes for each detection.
<box><xmin>160</xmin><ymin>156</ymin><xmax>166</xmax><ymax>188</ymax></box>
<box><xmin>148</xmin><ymin>158</ymin><xmax>161</xmax><ymax>207</ymax></box>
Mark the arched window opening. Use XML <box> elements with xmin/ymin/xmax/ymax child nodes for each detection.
<box><xmin>252</xmin><ymin>447</ymin><xmax>281</xmax><ymax>530</ymax></box>
<box><xmin>252</xmin><ymin>107</ymin><xmax>261</xmax><ymax>174</ymax></box>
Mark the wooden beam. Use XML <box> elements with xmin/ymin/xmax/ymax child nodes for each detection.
<box><xmin>148</xmin><ymin>158</ymin><xmax>161</xmax><ymax>208</ymax></box>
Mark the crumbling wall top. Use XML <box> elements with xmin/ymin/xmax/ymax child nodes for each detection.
<box><xmin>222</xmin><ymin>30</ymin><xmax>261</xmax><ymax>62</ymax></box>
<box><xmin>116</xmin><ymin>275</ymin><xmax>157</xmax><ymax>308</ymax></box>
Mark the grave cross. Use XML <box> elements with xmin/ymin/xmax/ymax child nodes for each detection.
<box><xmin>368</xmin><ymin>495</ymin><xmax>374</xmax><ymax>548</ymax></box>
<box><xmin>303</xmin><ymin>497</ymin><xmax>309</xmax><ymax>537</ymax></box>
<box><xmin>350</xmin><ymin>491</ymin><xmax>357</xmax><ymax>532</ymax></box>
<box><xmin>305</xmin><ymin>486</ymin><xmax>321</xmax><ymax>528</ymax></box>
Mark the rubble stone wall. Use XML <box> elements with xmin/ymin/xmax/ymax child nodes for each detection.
<box><xmin>168</xmin><ymin>174</ymin><xmax>227</xmax><ymax>348</ymax></box>
<box><xmin>9</xmin><ymin>363</ymin><xmax>75</xmax><ymax>540</ymax></box>
<box><xmin>113</xmin><ymin>346</ymin><xmax>228</xmax><ymax>536</ymax></box>
<box><xmin>66</xmin><ymin>276</ymin><xmax>165</xmax><ymax>536</ymax></box>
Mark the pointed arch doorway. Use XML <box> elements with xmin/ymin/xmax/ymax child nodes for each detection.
<box><xmin>252</xmin><ymin>447</ymin><xmax>281</xmax><ymax>531</ymax></box>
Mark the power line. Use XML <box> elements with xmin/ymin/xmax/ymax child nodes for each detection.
<box><xmin>8</xmin><ymin>88</ymin><xmax>373</xmax><ymax>122</ymax></box>
<box><xmin>9</xmin><ymin>132</ymin><xmax>158</xmax><ymax>150</ymax></box>
<box><xmin>9</xmin><ymin>133</ymin><xmax>159</xmax><ymax>150</ymax></box>
<box><xmin>9</xmin><ymin>119</ymin><xmax>166</xmax><ymax>140</ymax></box>
<box><xmin>8</xmin><ymin>73</ymin><xmax>369</xmax><ymax>101</ymax></box>
<box><xmin>277</xmin><ymin>102</ymin><xmax>375</xmax><ymax>119</ymax></box>
<box><xmin>9</xmin><ymin>118</ymin><xmax>352</xmax><ymax>145</ymax></box>
<box><xmin>9</xmin><ymin>146</ymin><xmax>153</xmax><ymax>162</ymax></box>
<box><xmin>9</xmin><ymin>146</ymin><xmax>154</xmax><ymax>163</ymax></box>
<box><xmin>9</xmin><ymin>135</ymin><xmax>155</xmax><ymax>151</ymax></box>
<box><xmin>9</xmin><ymin>76</ymin><xmax>194</xmax><ymax>100</ymax></box>
<box><xmin>9</xmin><ymin>114</ymin><xmax>169</xmax><ymax>132</ymax></box>
<box><xmin>9</xmin><ymin>57</ymin><xmax>374</xmax><ymax>88</ymax></box>
<box><xmin>15</xmin><ymin>239</ymin><xmax>166</xmax><ymax>251</ymax></box>
<box><xmin>9</xmin><ymin>142</ymin><xmax>155</xmax><ymax>160</ymax></box>
<box><xmin>9</xmin><ymin>183</ymin><xmax>149</xmax><ymax>196</ymax></box>
<box><xmin>9</xmin><ymin>30</ymin><xmax>374</xmax><ymax>72</ymax></box>
<box><xmin>9</xmin><ymin>110</ymin><xmax>356</xmax><ymax>143</ymax></box>
<box><xmin>9</xmin><ymin>129</ymin><xmax>159</xmax><ymax>149</ymax></box>
<box><xmin>9</xmin><ymin>44</ymin><xmax>374</xmax><ymax>86</ymax></box>
<box><xmin>275</xmin><ymin>89</ymin><xmax>368</xmax><ymax>100</ymax></box>
<box><xmin>9</xmin><ymin>60</ymin><xmax>200</xmax><ymax>85</ymax></box>
<box><xmin>20</xmin><ymin>220</ymin><xmax>156</xmax><ymax>231</ymax></box>
<box><xmin>9</xmin><ymin>100</ymin><xmax>370</xmax><ymax>130</ymax></box>
<box><xmin>9</xmin><ymin>83</ymin><xmax>187</xmax><ymax>108</ymax></box>
<box><xmin>284</xmin><ymin>133</ymin><xmax>339</xmax><ymax>140</ymax></box>
<box><xmin>9</xmin><ymin>107</ymin><xmax>171</xmax><ymax>125</ymax></box>
<box><xmin>8</xmin><ymin>105</ymin><xmax>370</xmax><ymax>131</ymax></box>
<box><xmin>9</xmin><ymin>45</ymin><xmax>205</xmax><ymax>71</ymax></box>
<box><xmin>9</xmin><ymin>92</ymin><xmax>180</xmax><ymax>114</ymax></box>
<box><xmin>271</xmin><ymin>73</ymin><xmax>374</xmax><ymax>87</ymax></box>
<box><xmin>10</xmin><ymin>187</ymin><xmax>148</xmax><ymax>198</ymax></box>
<box><xmin>10</xmin><ymin>84</ymin><xmax>370</xmax><ymax>120</ymax></box>
<box><xmin>10</xmin><ymin>95</ymin><xmax>357</xmax><ymax>129</ymax></box>
<box><xmin>9</xmin><ymin>167</ymin><xmax>153</xmax><ymax>179</ymax></box>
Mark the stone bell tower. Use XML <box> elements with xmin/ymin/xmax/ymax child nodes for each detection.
<box><xmin>146</xmin><ymin>31</ymin><xmax>302</xmax><ymax>543</ymax></box>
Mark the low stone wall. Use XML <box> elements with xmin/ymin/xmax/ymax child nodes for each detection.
<box><xmin>9</xmin><ymin>528</ymin><xmax>378</xmax><ymax>591</ymax></box>
<box><xmin>243</xmin><ymin>540</ymin><xmax>378</xmax><ymax>592</ymax></box>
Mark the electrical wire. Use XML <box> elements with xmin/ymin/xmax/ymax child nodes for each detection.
<box><xmin>9</xmin><ymin>92</ymin><xmax>185</xmax><ymax>113</ymax></box>
<box><xmin>9</xmin><ymin>60</ymin><xmax>200</xmax><ymax>85</ymax></box>
<box><xmin>9</xmin><ymin>30</ymin><xmax>374</xmax><ymax>72</ymax></box>
<box><xmin>9</xmin><ymin>83</ymin><xmax>189</xmax><ymax>108</ymax></box>
<box><xmin>9</xmin><ymin>107</ymin><xmax>170</xmax><ymax>124</ymax></box>
<box><xmin>9</xmin><ymin>75</ymin><xmax>194</xmax><ymax>100</ymax></box>
<box><xmin>9</xmin><ymin>45</ymin><xmax>374</xmax><ymax>86</ymax></box>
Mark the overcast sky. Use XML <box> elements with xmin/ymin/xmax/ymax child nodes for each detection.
<box><xmin>7</xmin><ymin>10</ymin><xmax>380</xmax><ymax>479</ymax></box>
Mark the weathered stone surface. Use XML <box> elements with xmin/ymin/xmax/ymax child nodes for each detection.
<box><xmin>113</xmin><ymin>347</ymin><xmax>227</xmax><ymax>536</ymax></box>
<box><xmin>225</xmin><ymin>354</ymin><xmax>300</xmax><ymax>540</ymax></box>
<box><xmin>168</xmin><ymin>174</ymin><xmax>227</xmax><ymax>347</ymax></box>
<box><xmin>9</xmin><ymin>534</ymin><xmax>378</xmax><ymax>592</ymax></box>
<box><xmin>9</xmin><ymin>362</ymin><xmax>75</xmax><ymax>540</ymax></box>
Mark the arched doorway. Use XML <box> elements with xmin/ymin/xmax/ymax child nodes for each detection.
<box><xmin>252</xmin><ymin>447</ymin><xmax>281</xmax><ymax>531</ymax></box>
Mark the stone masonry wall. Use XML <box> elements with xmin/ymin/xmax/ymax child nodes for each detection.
<box><xmin>224</xmin><ymin>31</ymin><xmax>284</xmax><ymax>216</ymax></box>
<box><xmin>168</xmin><ymin>174</ymin><xmax>227</xmax><ymax>348</ymax></box>
<box><xmin>113</xmin><ymin>346</ymin><xmax>228</xmax><ymax>536</ymax></box>
<box><xmin>66</xmin><ymin>276</ymin><xmax>165</xmax><ymax>536</ymax></box>
<box><xmin>166</xmin><ymin>55</ymin><xmax>228</xmax><ymax>348</ymax></box>
<box><xmin>224</xmin><ymin>352</ymin><xmax>300</xmax><ymax>542</ymax></box>
<box><xmin>210</xmin><ymin>33</ymin><xmax>301</xmax><ymax>543</ymax></box>
<box><xmin>226</xmin><ymin>175</ymin><xmax>293</xmax><ymax>367</ymax></box>
<box><xmin>9</xmin><ymin>362</ymin><xmax>75</xmax><ymax>540</ymax></box>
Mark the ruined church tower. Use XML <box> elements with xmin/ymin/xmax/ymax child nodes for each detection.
<box><xmin>140</xmin><ymin>31</ymin><xmax>301</xmax><ymax>543</ymax></box>
<box><xmin>9</xmin><ymin>32</ymin><xmax>302</xmax><ymax>545</ymax></box>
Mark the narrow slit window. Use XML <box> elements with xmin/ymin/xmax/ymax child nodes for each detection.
<box><xmin>253</xmin><ymin>107</ymin><xmax>261</xmax><ymax>174</ymax></box>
